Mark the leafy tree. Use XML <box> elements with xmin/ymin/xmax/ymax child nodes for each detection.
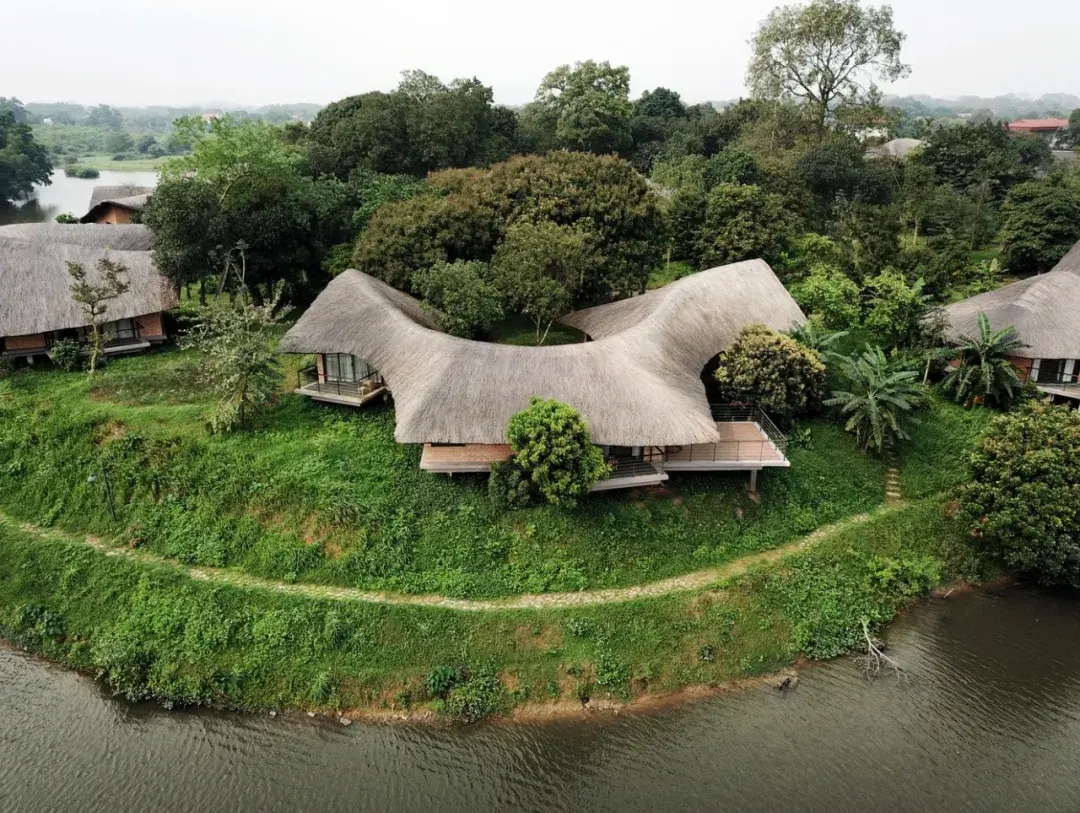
<box><xmin>705</xmin><ymin>146</ymin><xmax>760</xmax><ymax>186</ymax></box>
<box><xmin>412</xmin><ymin>260</ymin><xmax>503</xmax><ymax>337</ymax></box>
<box><xmin>54</xmin><ymin>212</ymin><xmax>78</xmax><ymax>224</ymax></box>
<box><xmin>105</xmin><ymin>130</ymin><xmax>135</xmax><ymax>154</ymax></box>
<box><xmin>491</xmin><ymin>221</ymin><xmax>593</xmax><ymax>344</ymax></box>
<box><xmin>960</xmin><ymin>403</ymin><xmax>1080</xmax><ymax>587</ymax></box>
<box><xmin>525</xmin><ymin>61</ymin><xmax>634</xmax><ymax>155</ymax></box>
<box><xmin>797</xmin><ymin>137</ymin><xmax>892</xmax><ymax>220</ymax></box>
<box><xmin>506</xmin><ymin>398</ymin><xmax>609</xmax><ymax>507</ymax></box>
<box><xmin>136</xmin><ymin>134</ymin><xmax>158</xmax><ymax>154</ymax></box>
<box><xmin>787</xmin><ymin>319</ymin><xmax>849</xmax><ymax>353</ymax></box>
<box><xmin>998</xmin><ymin>179</ymin><xmax>1080</xmax><ymax>274</ymax></box>
<box><xmin>184</xmin><ymin>262</ymin><xmax>287</xmax><ymax>433</ymax></box>
<box><xmin>67</xmin><ymin>258</ymin><xmax>130</xmax><ymax>375</ymax></box>
<box><xmin>791</xmin><ymin>265</ymin><xmax>862</xmax><ymax>329</ymax></box>
<box><xmin>747</xmin><ymin>0</ymin><xmax>910</xmax><ymax>136</ymax></box>
<box><xmin>84</xmin><ymin>104</ymin><xmax>123</xmax><ymax>130</ymax></box>
<box><xmin>714</xmin><ymin>324</ymin><xmax>828</xmax><ymax>420</ymax></box>
<box><xmin>633</xmin><ymin>87</ymin><xmax>687</xmax><ymax>121</ymax></box>
<box><xmin>826</xmin><ymin>345</ymin><xmax>923</xmax><ymax>452</ymax></box>
<box><xmin>0</xmin><ymin>97</ymin><xmax>30</xmax><ymax>123</ymax></box>
<box><xmin>307</xmin><ymin>72</ymin><xmax>515</xmax><ymax>178</ymax></box>
<box><xmin>696</xmin><ymin>182</ymin><xmax>802</xmax><ymax>267</ymax></box>
<box><xmin>0</xmin><ymin>110</ymin><xmax>52</xmax><ymax>203</ymax></box>
<box><xmin>1062</xmin><ymin>108</ymin><xmax>1080</xmax><ymax>149</ymax></box>
<box><xmin>939</xmin><ymin>312</ymin><xmax>1027</xmax><ymax>408</ymax></box>
<box><xmin>833</xmin><ymin>200</ymin><xmax>902</xmax><ymax>274</ymax></box>
<box><xmin>914</xmin><ymin>121</ymin><xmax>1051</xmax><ymax>199</ymax></box>
<box><xmin>862</xmin><ymin>269</ymin><xmax>927</xmax><ymax>349</ymax></box>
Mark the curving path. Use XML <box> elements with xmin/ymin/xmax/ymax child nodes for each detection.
<box><xmin>0</xmin><ymin>505</ymin><xmax>901</xmax><ymax>611</ymax></box>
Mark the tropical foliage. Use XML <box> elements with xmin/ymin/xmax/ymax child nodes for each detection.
<box><xmin>998</xmin><ymin>178</ymin><xmax>1080</xmax><ymax>274</ymax></box>
<box><xmin>715</xmin><ymin>325</ymin><xmax>828</xmax><ymax>420</ymax></box>
<box><xmin>939</xmin><ymin>313</ymin><xmax>1027</xmax><ymax>408</ymax></box>
<box><xmin>412</xmin><ymin>260</ymin><xmax>503</xmax><ymax>338</ymax></box>
<box><xmin>0</xmin><ymin>109</ymin><xmax>51</xmax><ymax>203</ymax></box>
<box><xmin>827</xmin><ymin>346</ymin><xmax>924</xmax><ymax>452</ymax></box>
<box><xmin>67</xmin><ymin>258</ymin><xmax>129</xmax><ymax>375</ymax></box>
<box><xmin>960</xmin><ymin>403</ymin><xmax>1080</xmax><ymax>587</ymax></box>
<box><xmin>505</xmin><ymin>398</ymin><xmax>609</xmax><ymax>508</ymax></box>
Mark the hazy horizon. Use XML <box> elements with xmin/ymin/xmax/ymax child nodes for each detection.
<box><xmin>4</xmin><ymin>0</ymin><xmax>1077</xmax><ymax>109</ymax></box>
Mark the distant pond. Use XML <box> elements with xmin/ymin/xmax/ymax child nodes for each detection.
<box><xmin>3</xmin><ymin>584</ymin><xmax>1080</xmax><ymax>813</ymax></box>
<box><xmin>0</xmin><ymin>169</ymin><xmax>158</xmax><ymax>225</ymax></box>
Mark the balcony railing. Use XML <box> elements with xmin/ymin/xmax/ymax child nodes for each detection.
<box><xmin>1036</xmin><ymin>372</ymin><xmax>1080</xmax><ymax>390</ymax></box>
<box><xmin>297</xmin><ymin>365</ymin><xmax>385</xmax><ymax>400</ymax></box>
<box><xmin>710</xmin><ymin>403</ymin><xmax>789</xmax><ymax>457</ymax></box>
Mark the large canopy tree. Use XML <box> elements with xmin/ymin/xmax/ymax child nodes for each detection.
<box><xmin>747</xmin><ymin>0</ymin><xmax>910</xmax><ymax>136</ymax></box>
<box><xmin>0</xmin><ymin>110</ymin><xmax>52</xmax><ymax>204</ymax></box>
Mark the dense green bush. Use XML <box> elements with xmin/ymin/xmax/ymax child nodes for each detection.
<box><xmin>50</xmin><ymin>339</ymin><xmax>81</xmax><ymax>372</ymax></box>
<box><xmin>506</xmin><ymin>398</ymin><xmax>609</xmax><ymax>508</ymax></box>
<box><xmin>412</xmin><ymin>260</ymin><xmax>503</xmax><ymax>338</ymax></box>
<box><xmin>696</xmin><ymin>182</ymin><xmax>802</xmax><ymax>267</ymax></box>
<box><xmin>960</xmin><ymin>402</ymin><xmax>1080</xmax><ymax>587</ymax></box>
<box><xmin>790</xmin><ymin>265</ymin><xmax>861</xmax><ymax>330</ymax></box>
<box><xmin>714</xmin><ymin>325</ymin><xmax>827</xmax><ymax>421</ymax></box>
<box><xmin>488</xmin><ymin>458</ymin><xmax>532</xmax><ymax>510</ymax></box>
<box><xmin>998</xmin><ymin>179</ymin><xmax>1080</xmax><ymax>274</ymax></box>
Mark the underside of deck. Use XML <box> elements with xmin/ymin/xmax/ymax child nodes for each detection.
<box><xmin>663</xmin><ymin>421</ymin><xmax>788</xmax><ymax>470</ymax></box>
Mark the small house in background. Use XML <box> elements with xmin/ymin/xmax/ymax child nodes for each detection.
<box><xmin>80</xmin><ymin>185</ymin><xmax>154</xmax><ymax>224</ymax></box>
<box><xmin>943</xmin><ymin>239</ymin><xmax>1080</xmax><ymax>406</ymax></box>
<box><xmin>0</xmin><ymin>223</ymin><xmax>175</xmax><ymax>363</ymax></box>
<box><xmin>279</xmin><ymin>261</ymin><xmax>805</xmax><ymax>494</ymax></box>
<box><xmin>1007</xmin><ymin>118</ymin><xmax>1070</xmax><ymax>145</ymax></box>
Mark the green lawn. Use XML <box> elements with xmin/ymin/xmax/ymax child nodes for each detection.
<box><xmin>0</xmin><ymin>348</ymin><xmax>888</xmax><ymax>599</ymax></box>
<box><xmin>76</xmin><ymin>154</ymin><xmax>167</xmax><ymax>172</ymax></box>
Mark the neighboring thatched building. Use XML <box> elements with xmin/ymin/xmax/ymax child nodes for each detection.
<box><xmin>0</xmin><ymin>223</ymin><xmax>176</xmax><ymax>362</ymax></box>
<box><xmin>280</xmin><ymin>261</ymin><xmax>805</xmax><ymax>491</ymax></box>
<box><xmin>943</xmin><ymin>239</ymin><xmax>1080</xmax><ymax>402</ymax></box>
<box><xmin>865</xmin><ymin>138</ymin><xmax>924</xmax><ymax>161</ymax></box>
<box><xmin>80</xmin><ymin>185</ymin><xmax>154</xmax><ymax>224</ymax></box>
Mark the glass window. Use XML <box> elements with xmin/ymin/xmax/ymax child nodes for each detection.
<box><xmin>1037</xmin><ymin>358</ymin><xmax>1065</xmax><ymax>385</ymax></box>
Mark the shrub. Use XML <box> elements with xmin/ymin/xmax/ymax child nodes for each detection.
<box><xmin>440</xmin><ymin>669</ymin><xmax>507</xmax><ymax>722</ymax></box>
<box><xmin>862</xmin><ymin>269</ymin><xmax>927</xmax><ymax>350</ymax></box>
<box><xmin>54</xmin><ymin>212</ymin><xmax>79</xmax><ymax>224</ymax></box>
<box><xmin>960</xmin><ymin>402</ymin><xmax>1080</xmax><ymax>587</ymax></box>
<box><xmin>714</xmin><ymin>325</ymin><xmax>827</xmax><ymax>421</ymax></box>
<box><xmin>506</xmin><ymin>398</ymin><xmax>609</xmax><ymax>508</ymax></box>
<box><xmin>827</xmin><ymin>346</ymin><xmax>925</xmax><ymax>453</ymax></box>
<box><xmin>424</xmin><ymin>665</ymin><xmax>461</xmax><ymax>698</ymax></box>
<box><xmin>696</xmin><ymin>182</ymin><xmax>802</xmax><ymax>267</ymax></box>
<box><xmin>488</xmin><ymin>458</ymin><xmax>532</xmax><ymax>510</ymax></box>
<box><xmin>50</xmin><ymin>339</ymin><xmax>82</xmax><ymax>372</ymax></box>
<box><xmin>0</xmin><ymin>356</ymin><xmax>15</xmax><ymax>381</ymax></box>
<box><xmin>999</xmin><ymin>179</ymin><xmax>1080</xmax><ymax>275</ymax></box>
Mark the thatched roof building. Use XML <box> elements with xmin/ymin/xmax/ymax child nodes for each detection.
<box><xmin>865</xmin><ymin>138</ymin><xmax>924</xmax><ymax>160</ymax></box>
<box><xmin>280</xmin><ymin>261</ymin><xmax>805</xmax><ymax>446</ymax></box>
<box><xmin>0</xmin><ymin>224</ymin><xmax>175</xmax><ymax>341</ymax></box>
<box><xmin>943</xmin><ymin>239</ymin><xmax>1080</xmax><ymax>359</ymax></box>
<box><xmin>86</xmin><ymin>185</ymin><xmax>154</xmax><ymax>212</ymax></box>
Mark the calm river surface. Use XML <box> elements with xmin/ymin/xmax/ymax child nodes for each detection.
<box><xmin>2</xmin><ymin>584</ymin><xmax>1080</xmax><ymax>813</ymax></box>
<box><xmin>0</xmin><ymin>169</ymin><xmax>157</xmax><ymax>225</ymax></box>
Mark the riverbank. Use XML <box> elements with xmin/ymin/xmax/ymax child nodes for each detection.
<box><xmin>0</xmin><ymin>497</ymin><xmax>992</xmax><ymax>720</ymax></box>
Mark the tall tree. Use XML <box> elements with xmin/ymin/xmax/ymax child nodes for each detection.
<box><xmin>0</xmin><ymin>111</ymin><xmax>52</xmax><ymax>203</ymax></box>
<box><xmin>525</xmin><ymin>60</ymin><xmax>634</xmax><ymax>155</ymax></box>
<box><xmin>998</xmin><ymin>178</ymin><xmax>1080</xmax><ymax>274</ymax></box>
<box><xmin>747</xmin><ymin>0</ymin><xmax>910</xmax><ymax>136</ymax></box>
<box><xmin>67</xmin><ymin>258</ymin><xmax>129</xmax><ymax>375</ymax></box>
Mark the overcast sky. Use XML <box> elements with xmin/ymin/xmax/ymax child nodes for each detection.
<box><xmin>3</xmin><ymin>0</ymin><xmax>1076</xmax><ymax>108</ymax></box>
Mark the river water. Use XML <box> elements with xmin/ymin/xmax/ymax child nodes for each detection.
<box><xmin>0</xmin><ymin>170</ymin><xmax>158</xmax><ymax>225</ymax></box>
<box><xmin>2</xmin><ymin>584</ymin><xmax>1079</xmax><ymax>813</ymax></box>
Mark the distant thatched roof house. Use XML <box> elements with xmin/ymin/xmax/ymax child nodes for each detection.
<box><xmin>0</xmin><ymin>223</ymin><xmax>176</xmax><ymax>362</ymax></box>
<box><xmin>944</xmin><ymin>239</ymin><xmax>1080</xmax><ymax>400</ymax></box>
<box><xmin>81</xmin><ymin>185</ymin><xmax>154</xmax><ymax>224</ymax></box>
<box><xmin>280</xmin><ymin>262</ymin><xmax>804</xmax><ymax>492</ymax></box>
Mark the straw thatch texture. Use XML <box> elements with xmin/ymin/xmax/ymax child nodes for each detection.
<box><xmin>0</xmin><ymin>223</ymin><xmax>154</xmax><ymax>251</ymax></box>
<box><xmin>943</xmin><ymin>239</ymin><xmax>1080</xmax><ymax>359</ymax></box>
<box><xmin>87</xmin><ymin>185</ymin><xmax>154</xmax><ymax>212</ymax></box>
<box><xmin>280</xmin><ymin>261</ymin><xmax>806</xmax><ymax>446</ymax></box>
<box><xmin>80</xmin><ymin>193</ymin><xmax>152</xmax><ymax>224</ymax></box>
<box><xmin>0</xmin><ymin>226</ymin><xmax>176</xmax><ymax>338</ymax></box>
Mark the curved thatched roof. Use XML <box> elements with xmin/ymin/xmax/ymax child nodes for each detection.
<box><xmin>943</xmin><ymin>240</ymin><xmax>1080</xmax><ymax>359</ymax></box>
<box><xmin>0</xmin><ymin>224</ymin><xmax>176</xmax><ymax>338</ymax></box>
<box><xmin>80</xmin><ymin>193</ymin><xmax>151</xmax><ymax>224</ymax></box>
<box><xmin>87</xmin><ymin>185</ymin><xmax>154</xmax><ymax>211</ymax></box>
<box><xmin>280</xmin><ymin>261</ymin><xmax>805</xmax><ymax>446</ymax></box>
<box><xmin>0</xmin><ymin>223</ymin><xmax>154</xmax><ymax>251</ymax></box>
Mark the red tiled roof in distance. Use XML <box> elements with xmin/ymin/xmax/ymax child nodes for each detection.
<box><xmin>1008</xmin><ymin>118</ymin><xmax>1069</xmax><ymax>131</ymax></box>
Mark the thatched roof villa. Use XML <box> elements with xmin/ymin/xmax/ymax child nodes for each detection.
<box><xmin>80</xmin><ymin>185</ymin><xmax>154</xmax><ymax>224</ymax></box>
<box><xmin>280</xmin><ymin>260</ymin><xmax>806</xmax><ymax>492</ymax></box>
<box><xmin>943</xmin><ymin>239</ymin><xmax>1080</xmax><ymax>403</ymax></box>
<box><xmin>0</xmin><ymin>223</ymin><xmax>176</xmax><ymax>362</ymax></box>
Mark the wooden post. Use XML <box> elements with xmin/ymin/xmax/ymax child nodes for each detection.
<box><xmin>748</xmin><ymin>469</ymin><xmax>761</xmax><ymax>503</ymax></box>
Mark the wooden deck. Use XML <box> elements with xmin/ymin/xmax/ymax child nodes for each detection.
<box><xmin>663</xmin><ymin>421</ymin><xmax>788</xmax><ymax>470</ymax></box>
<box><xmin>295</xmin><ymin>381</ymin><xmax>388</xmax><ymax>407</ymax></box>
<box><xmin>420</xmin><ymin>443</ymin><xmax>512</xmax><ymax>473</ymax></box>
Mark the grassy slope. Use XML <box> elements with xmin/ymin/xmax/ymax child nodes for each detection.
<box><xmin>0</xmin><ymin>499</ymin><xmax>984</xmax><ymax>715</ymax></box>
<box><xmin>72</xmin><ymin>155</ymin><xmax>167</xmax><ymax>172</ymax></box>
<box><xmin>0</xmin><ymin>350</ymin><xmax>888</xmax><ymax>599</ymax></box>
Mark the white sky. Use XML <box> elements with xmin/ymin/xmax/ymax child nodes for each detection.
<box><xmin>3</xmin><ymin>0</ymin><xmax>1077</xmax><ymax>107</ymax></box>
